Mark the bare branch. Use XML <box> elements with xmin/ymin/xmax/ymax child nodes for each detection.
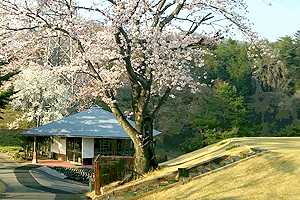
<box><xmin>152</xmin><ymin>0</ymin><xmax>167</xmax><ymax>27</ymax></box>
<box><xmin>4</xmin><ymin>25</ymin><xmax>39</xmax><ymax>31</ymax></box>
<box><xmin>158</xmin><ymin>0</ymin><xmax>186</xmax><ymax>31</ymax></box>
<box><xmin>185</xmin><ymin>13</ymin><xmax>214</xmax><ymax>35</ymax></box>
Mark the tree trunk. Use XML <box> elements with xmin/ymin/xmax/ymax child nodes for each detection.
<box><xmin>132</xmin><ymin>133</ymin><xmax>157</xmax><ymax>175</ymax></box>
<box><xmin>109</xmin><ymin>100</ymin><xmax>157</xmax><ymax>175</ymax></box>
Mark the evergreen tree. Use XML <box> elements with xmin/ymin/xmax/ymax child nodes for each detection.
<box><xmin>0</xmin><ymin>61</ymin><xmax>18</xmax><ymax>119</ymax></box>
<box><xmin>196</xmin><ymin>39</ymin><xmax>255</xmax><ymax>97</ymax></box>
<box><xmin>272</xmin><ymin>33</ymin><xmax>300</xmax><ymax>93</ymax></box>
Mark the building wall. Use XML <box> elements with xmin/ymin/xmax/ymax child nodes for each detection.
<box><xmin>51</xmin><ymin>136</ymin><xmax>60</xmax><ymax>154</ymax></box>
<box><xmin>82</xmin><ymin>138</ymin><xmax>94</xmax><ymax>158</ymax></box>
<box><xmin>59</xmin><ymin>137</ymin><xmax>66</xmax><ymax>155</ymax></box>
<box><xmin>51</xmin><ymin>136</ymin><xmax>67</xmax><ymax>161</ymax></box>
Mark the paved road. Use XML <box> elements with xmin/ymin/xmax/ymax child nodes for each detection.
<box><xmin>0</xmin><ymin>155</ymin><xmax>90</xmax><ymax>200</ymax></box>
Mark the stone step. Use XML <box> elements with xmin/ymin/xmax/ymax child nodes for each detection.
<box><xmin>198</xmin><ymin>168</ymin><xmax>209</xmax><ymax>174</ymax></box>
<box><xmin>240</xmin><ymin>152</ymin><xmax>253</xmax><ymax>158</ymax></box>
<box><xmin>159</xmin><ymin>182</ymin><xmax>168</xmax><ymax>188</ymax></box>
<box><xmin>189</xmin><ymin>172</ymin><xmax>199</xmax><ymax>178</ymax></box>
<box><xmin>251</xmin><ymin>147</ymin><xmax>267</xmax><ymax>153</ymax></box>
<box><xmin>108</xmin><ymin>195</ymin><xmax>125</xmax><ymax>200</ymax></box>
<box><xmin>168</xmin><ymin>179</ymin><xmax>177</xmax><ymax>184</ymax></box>
<box><xmin>230</xmin><ymin>156</ymin><xmax>242</xmax><ymax>162</ymax></box>
<box><xmin>219</xmin><ymin>160</ymin><xmax>232</xmax><ymax>166</ymax></box>
<box><xmin>148</xmin><ymin>186</ymin><xmax>157</xmax><ymax>191</ymax></box>
<box><xmin>209</xmin><ymin>163</ymin><xmax>222</xmax><ymax>170</ymax></box>
<box><xmin>136</xmin><ymin>189</ymin><xmax>144</xmax><ymax>196</ymax></box>
<box><xmin>105</xmin><ymin>151</ymin><xmax>264</xmax><ymax>200</ymax></box>
<box><xmin>125</xmin><ymin>192</ymin><xmax>135</xmax><ymax>199</ymax></box>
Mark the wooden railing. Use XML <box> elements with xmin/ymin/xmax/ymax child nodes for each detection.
<box><xmin>93</xmin><ymin>155</ymin><xmax>134</xmax><ymax>187</ymax></box>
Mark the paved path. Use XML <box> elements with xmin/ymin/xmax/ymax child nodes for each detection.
<box><xmin>0</xmin><ymin>155</ymin><xmax>90</xmax><ymax>200</ymax></box>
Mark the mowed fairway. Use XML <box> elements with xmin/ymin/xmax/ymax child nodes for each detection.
<box><xmin>138</xmin><ymin>137</ymin><xmax>300</xmax><ymax>200</ymax></box>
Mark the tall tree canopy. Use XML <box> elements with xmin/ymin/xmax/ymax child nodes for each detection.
<box><xmin>0</xmin><ymin>0</ymin><xmax>254</xmax><ymax>174</ymax></box>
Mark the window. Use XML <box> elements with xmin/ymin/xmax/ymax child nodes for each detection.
<box><xmin>117</xmin><ymin>139</ymin><xmax>134</xmax><ymax>156</ymax></box>
<box><xmin>94</xmin><ymin>139</ymin><xmax>112</xmax><ymax>155</ymax></box>
<box><xmin>94</xmin><ymin>138</ymin><xmax>133</xmax><ymax>156</ymax></box>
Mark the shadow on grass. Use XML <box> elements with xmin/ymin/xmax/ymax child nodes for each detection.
<box><xmin>207</xmin><ymin>198</ymin><xmax>240</xmax><ymax>200</ymax></box>
<box><xmin>174</xmin><ymin>179</ymin><xmax>219</xmax><ymax>199</ymax></box>
<box><xmin>0</xmin><ymin>128</ymin><xmax>27</xmax><ymax>146</ymax></box>
<box><xmin>263</xmin><ymin>153</ymin><xmax>296</xmax><ymax>173</ymax></box>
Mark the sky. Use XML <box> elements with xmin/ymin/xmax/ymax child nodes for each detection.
<box><xmin>78</xmin><ymin>0</ymin><xmax>300</xmax><ymax>42</ymax></box>
<box><xmin>246</xmin><ymin>0</ymin><xmax>300</xmax><ymax>41</ymax></box>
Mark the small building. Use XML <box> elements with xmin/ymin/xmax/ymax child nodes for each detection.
<box><xmin>21</xmin><ymin>105</ymin><xmax>160</xmax><ymax>165</ymax></box>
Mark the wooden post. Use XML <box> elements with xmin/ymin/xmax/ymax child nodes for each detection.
<box><xmin>94</xmin><ymin>161</ymin><xmax>101</xmax><ymax>195</ymax></box>
<box><xmin>113</xmin><ymin>140</ymin><xmax>117</xmax><ymax>156</ymax></box>
<box><xmin>32</xmin><ymin>136</ymin><xmax>38</xmax><ymax>164</ymax></box>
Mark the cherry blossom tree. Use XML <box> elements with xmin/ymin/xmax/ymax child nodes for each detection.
<box><xmin>8</xmin><ymin>66</ymin><xmax>71</xmax><ymax>128</ymax></box>
<box><xmin>0</xmin><ymin>0</ymin><xmax>255</xmax><ymax>174</ymax></box>
<box><xmin>249</xmin><ymin>40</ymin><xmax>291</xmax><ymax>92</ymax></box>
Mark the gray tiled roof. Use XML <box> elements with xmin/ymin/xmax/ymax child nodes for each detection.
<box><xmin>21</xmin><ymin>105</ymin><xmax>160</xmax><ymax>138</ymax></box>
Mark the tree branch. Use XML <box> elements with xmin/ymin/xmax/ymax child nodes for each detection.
<box><xmin>107</xmin><ymin>89</ymin><xmax>142</xmax><ymax>141</ymax></box>
<box><xmin>158</xmin><ymin>0</ymin><xmax>186</xmax><ymax>31</ymax></box>
<box><xmin>115</xmin><ymin>27</ymin><xmax>149</xmax><ymax>90</ymax></box>
<box><xmin>185</xmin><ymin>13</ymin><xmax>214</xmax><ymax>35</ymax></box>
<box><xmin>152</xmin><ymin>0</ymin><xmax>167</xmax><ymax>27</ymax></box>
<box><xmin>151</xmin><ymin>87</ymin><xmax>171</xmax><ymax>119</ymax></box>
<box><xmin>52</xmin><ymin>27</ymin><xmax>103</xmax><ymax>82</ymax></box>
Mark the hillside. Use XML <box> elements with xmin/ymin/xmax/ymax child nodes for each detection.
<box><xmin>0</xmin><ymin>109</ymin><xmax>30</xmax><ymax>146</ymax></box>
<box><xmin>138</xmin><ymin>137</ymin><xmax>300</xmax><ymax>200</ymax></box>
<box><xmin>89</xmin><ymin>137</ymin><xmax>300</xmax><ymax>200</ymax></box>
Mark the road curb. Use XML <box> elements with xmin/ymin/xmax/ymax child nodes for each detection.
<box><xmin>33</xmin><ymin>166</ymin><xmax>67</xmax><ymax>179</ymax></box>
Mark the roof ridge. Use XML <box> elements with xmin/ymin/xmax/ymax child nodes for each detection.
<box><xmin>90</xmin><ymin>104</ymin><xmax>102</xmax><ymax>109</ymax></box>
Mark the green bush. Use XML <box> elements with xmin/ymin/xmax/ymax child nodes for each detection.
<box><xmin>0</xmin><ymin>146</ymin><xmax>22</xmax><ymax>152</ymax></box>
<box><xmin>180</xmin><ymin>127</ymin><xmax>238</xmax><ymax>153</ymax></box>
<box><xmin>203</xmin><ymin>127</ymin><xmax>238</xmax><ymax>146</ymax></box>
<box><xmin>277</xmin><ymin>124</ymin><xmax>300</xmax><ymax>137</ymax></box>
<box><xmin>226</xmin><ymin>144</ymin><xmax>240</xmax><ymax>151</ymax></box>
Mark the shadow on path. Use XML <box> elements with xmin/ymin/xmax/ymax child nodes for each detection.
<box><xmin>12</xmin><ymin>165</ymin><xmax>88</xmax><ymax>200</ymax></box>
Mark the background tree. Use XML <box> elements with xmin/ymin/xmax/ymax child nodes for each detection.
<box><xmin>198</xmin><ymin>39</ymin><xmax>255</xmax><ymax>97</ymax></box>
<box><xmin>251</xmin><ymin>40</ymin><xmax>291</xmax><ymax>93</ymax></box>
<box><xmin>182</xmin><ymin>81</ymin><xmax>249</xmax><ymax>151</ymax></box>
<box><xmin>0</xmin><ymin>60</ymin><xmax>18</xmax><ymax>119</ymax></box>
<box><xmin>272</xmin><ymin>33</ymin><xmax>300</xmax><ymax>93</ymax></box>
<box><xmin>8</xmin><ymin>66</ymin><xmax>71</xmax><ymax>128</ymax></box>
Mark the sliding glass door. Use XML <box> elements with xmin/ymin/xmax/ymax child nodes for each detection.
<box><xmin>67</xmin><ymin>137</ymin><xmax>82</xmax><ymax>163</ymax></box>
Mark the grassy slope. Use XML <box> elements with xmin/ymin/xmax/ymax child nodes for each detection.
<box><xmin>87</xmin><ymin>140</ymin><xmax>233</xmax><ymax>199</ymax></box>
<box><xmin>0</xmin><ymin>109</ymin><xmax>30</xmax><ymax>146</ymax></box>
<box><xmin>138</xmin><ymin>137</ymin><xmax>300</xmax><ymax>200</ymax></box>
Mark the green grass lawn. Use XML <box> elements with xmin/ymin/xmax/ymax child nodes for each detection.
<box><xmin>138</xmin><ymin>137</ymin><xmax>300</xmax><ymax>200</ymax></box>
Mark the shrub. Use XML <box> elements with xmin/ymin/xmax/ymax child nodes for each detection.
<box><xmin>226</xmin><ymin>144</ymin><xmax>240</xmax><ymax>151</ymax></box>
